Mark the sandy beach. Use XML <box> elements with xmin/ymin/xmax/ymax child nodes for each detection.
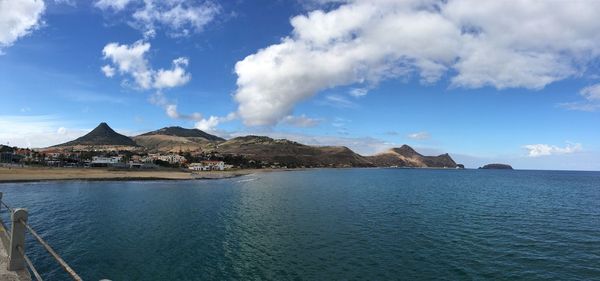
<box><xmin>0</xmin><ymin>167</ymin><xmax>256</xmax><ymax>183</ymax></box>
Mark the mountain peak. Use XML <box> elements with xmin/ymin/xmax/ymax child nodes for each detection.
<box><xmin>391</xmin><ymin>144</ymin><xmax>421</xmax><ymax>157</ymax></box>
<box><xmin>91</xmin><ymin>122</ymin><xmax>115</xmax><ymax>133</ymax></box>
<box><xmin>54</xmin><ymin>122</ymin><xmax>137</xmax><ymax>147</ymax></box>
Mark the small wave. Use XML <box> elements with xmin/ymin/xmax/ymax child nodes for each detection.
<box><xmin>236</xmin><ymin>178</ymin><xmax>257</xmax><ymax>183</ymax></box>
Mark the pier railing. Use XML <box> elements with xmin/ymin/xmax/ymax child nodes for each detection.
<box><xmin>0</xmin><ymin>192</ymin><xmax>82</xmax><ymax>281</ymax></box>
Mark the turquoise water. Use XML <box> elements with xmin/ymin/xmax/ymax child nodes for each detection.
<box><xmin>1</xmin><ymin>169</ymin><xmax>599</xmax><ymax>280</ymax></box>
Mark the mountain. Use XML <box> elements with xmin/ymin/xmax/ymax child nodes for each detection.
<box><xmin>49</xmin><ymin>124</ymin><xmax>459</xmax><ymax>169</ymax></box>
<box><xmin>55</xmin><ymin>122</ymin><xmax>137</xmax><ymax>147</ymax></box>
<box><xmin>133</xmin><ymin>126</ymin><xmax>224</xmax><ymax>153</ymax></box>
<box><xmin>366</xmin><ymin>145</ymin><xmax>458</xmax><ymax>168</ymax></box>
<box><xmin>139</xmin><ymin>126</ymin><xmax>225</xmax><ymax>141</ymax></box>
<box><xmin>212</xmin><ymin>136</ymin><xmax>373</xmax><ymax>167</ymax></box>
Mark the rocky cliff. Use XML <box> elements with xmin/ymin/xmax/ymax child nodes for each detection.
<box><xmin>366</xmin><ymin>145</ymin><xmax>458</xmax><ymax>168</ymax></box>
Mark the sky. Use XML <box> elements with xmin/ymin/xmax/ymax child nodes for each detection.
<box><xmin>1</xmin><ymin>0</ymin><xmax>600</xmax><ymax>170</ymax></box>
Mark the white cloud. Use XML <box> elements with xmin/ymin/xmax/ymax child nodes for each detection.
<box><xmin>194</xmin><ymin>113</ymin><xmax>236</xmax><ymax>132</ymax></box>
<box><xmin>56</xmin><ymin>126</ymin><xmax>67</xmax><ymax>135</ymax></box>
<box><xmin>280</xmin><ymin>115</ymin><xmax>321</xmax><ymax>128</ymax></box>
<box><xmin>96</xmin><ymin>0</ymin><xmax>220</xmax><ymax>37</ymax></box>
<box><xmin>95</xmin><ymin>0</ymin><xmax>132</xmax><ymax>11</ymax></box>
<box><xmin>153</xmin><ymin>57</ymin><xmax>191</xmax><ymax>89</ymax></box>
<box><xmin>101</xmin><ymin>64</ymin><xmax>116</xmax><ymax>77</ymax></box>
<box><xmin>560</xmin><ymin>83</ymin><xmax>600</xmax><ymax>111</ymax></box>
<box><xmin>164</xmin><ymin>104</ymin><xmax>202</xmax><ymax>121</ymax></box>
<box><xmin>349</xmin><ymin>88</ymin><xmax>368</xmax><ymax>97</ymax></box>
<box><xmin>0</xmin><ymin>0</ymin><xmax>45</xmax><ymax>50</ymax></box>
<box><xmin>234</xmin><ymin>0</ymin><xmax>600</xmax><ymax>126</ymax></box>
<box><xmin>149</xmin><ymin>92</ymin><xmax>203</xmax><ymax>121</ymax></box>
<box><xmin>102</xmin><ymin>40</ymin><xmax>153</xmax><ymax>89</ymax></box>
<box><xmin>53</xmin><ymin>0</ymin><xmax>76</xmax><ymax>6</ymax></box>
<box><xmin>581</xmin><ymin>84</ymin><xmax>600</xmax><ymax>101</ymax></box>
<box><xmin>407</xmin><ymin>132</ymin><xmax>430</xmax><ymax>141</ymax></box>
<box><xmin>524</xmin><ymin>143</ymin><xmax>583</xmax><ymax>157</ymax></box>
<box><xmin>101</xmin><ymin>41</ymin><xmax>191</xmax><ymax>90</ymax></box>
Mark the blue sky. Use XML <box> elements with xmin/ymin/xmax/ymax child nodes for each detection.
<box><xmin>1</xmin><ymin>0</ymin><xmax>600</xmax><ymax>170</ymax></box>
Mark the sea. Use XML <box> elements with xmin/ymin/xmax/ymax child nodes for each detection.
<box><xmin>0</xmin><ymin>168</ymin><xmax>599</xmax><ymax>280</ymax></box>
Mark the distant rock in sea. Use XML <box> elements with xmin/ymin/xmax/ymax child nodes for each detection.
<box><xmin>479</xmin><ymin>163</ymin><xmax>513</xmax><ymax>170</ymax></box>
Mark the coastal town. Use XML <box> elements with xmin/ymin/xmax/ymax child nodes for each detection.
<box><xmin>0</xmin><ymin>145</ymin><xmax>275</xmax><ymax>171</ymax></box>
<box><xmin>0</xmin><ymin>122</ymin><xmax>464</xmax><ymax>175</ymax></box>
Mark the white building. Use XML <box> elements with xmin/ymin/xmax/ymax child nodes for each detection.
<box><xmin>91</xmin><ymin>156</ymin><xmax>122</xmax><ymax>164</ymax></box>
<box><xmin>189</xmin><ymin>161</ymin><xmax>225</xmax><ymax>171</ymax></box>
<box><xmin>145</xmin><ymin>153</ymin><xmax>186</xmax><ymax>164</ymax></box>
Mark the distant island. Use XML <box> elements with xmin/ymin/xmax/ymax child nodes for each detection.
<box><xmin>1</xmin><ymin>122</ymin><xmax>465</xmax><ymax>170</ymax></box>
<box><xmin>479</xmin><ymin>163</ymin><xmax>513</xmax><ymax>170</ymax></box>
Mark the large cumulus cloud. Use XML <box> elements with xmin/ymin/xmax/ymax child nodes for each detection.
<box><xmin>234</xmin><ymin>0</ymin><xmax>600</xmax><ymax>126</ymax></box>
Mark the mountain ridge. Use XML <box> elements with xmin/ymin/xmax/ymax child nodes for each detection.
<box><xmin>50</xmin><ymin>122</ymin><xmax>459</xmax><ymax>168</ymax></box>
<box><xmin>366</xmin><ymin>145</ymin><xmax>458</xmax><ymax>168</ymax></box>
<box><xmin>140</xmin><ymin>126</ymin><xmax>225</xmax><ymax>141</ymax></box>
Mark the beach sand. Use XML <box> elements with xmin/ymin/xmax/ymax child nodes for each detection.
<box><xmin>0</xmin><ymin>167</ymin><xmax>255</xmax><ymax>183</ymax></box>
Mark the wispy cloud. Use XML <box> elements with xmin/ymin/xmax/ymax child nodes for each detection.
<box><xmin>349</xmin><ymin>88</ymin><xmax>368</xmax><ymax>98</ymax></box>
<box><xmin>280</xmin><ymin>115</ymin><xmax>321</xmax><ymax>128</ymax></box>
<box><xmin>61</xmin><ymin>91</ymin><xmax>127</xmax><ymax>104</ymax></box>
<box><xmin>523</xmin><ymin>142</ymin><xmax>582</xmax><ymax>157</ymax></box>
<box><xmin>319</xmin><ymin>94</ymin><xmax>358</xmax><ymax>108</ymax></box>
<box><xmin>0</xmin><ymin>115</ymin><xmax>87</xmax><ymax>148</ymax></box>
<box><xmin>94</xmin><ymin>0</ymin><xmax>220</xmax><ymax>38</ymax></box>
<box><xmin>407</xmin><ymin>131</ymin><xmax>431</xmax><ymax>141</ymax></box>
<box><xmin>559</xmin><ymin>83</ymin><xmax>600</xmax><ymax>111</ymax></box>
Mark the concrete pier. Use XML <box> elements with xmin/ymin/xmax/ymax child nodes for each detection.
<box><xmin>0</xmin><ymin>222</ymin><xmax>31</xmax><ymax>281</ymax></box>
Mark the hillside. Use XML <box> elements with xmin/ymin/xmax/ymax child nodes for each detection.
<box><xmin>213</xmin><ymin>136</ymin><xmax>373</xmax><ymax>167</ymax></box>
<box><xmin>48</xmin><ymin>123</ymin><xmax>459</xmax><ymax>169</ymax></box>
<box><xmin>366</xmin><ymin>145</ymin><xmax>458</xmax><ymax>168</ymax></box>
<box><xmin>55</xmin><ymin>123</ymin><xmax>138</xmax><ymax>147</ymax></box>
<box><xmin>139</xmin><ymin>126</ymin><xmax>225</xmax><ymax>141</ymax></box>
<box><xmin>133</xmin><ymin>126</ymin><xmax>223</xmax><ymax>153</ymax></box>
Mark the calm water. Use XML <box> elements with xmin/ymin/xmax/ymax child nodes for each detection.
<box><xmin>1</xmin><ymin>169</ymin><xmax>599</xmax><ymax>280</ymax></box>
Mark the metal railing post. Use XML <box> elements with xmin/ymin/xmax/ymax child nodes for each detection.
<box><xmin>0</xmin><ymin>192</ymin><xmax>3</xmax><ymax>212</ymax></box>
<box><xmin>8</xmin><ymin>208</ymin><xmax>27</xmax><ymax>271</ymax></box>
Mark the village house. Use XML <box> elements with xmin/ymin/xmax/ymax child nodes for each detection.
<box><xmin>145</xmin><ymin>153</ymin><xmax>186</xmax><ymax>165</ymax></box>
<box><xmin>90</xmin><ymin>156</ymin><xmax>123</xmax><ymax>167</ymax></box>
<box><xmin>188</xmin><ymin>160</ymin><xmax>225</xmax><ymax>171</ymax></box>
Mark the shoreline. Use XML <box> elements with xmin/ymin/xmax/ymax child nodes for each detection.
<box><xmin>0</xmin><ymin>167</ymin><xmax>260</xmax><ymax>184</ymax></box>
